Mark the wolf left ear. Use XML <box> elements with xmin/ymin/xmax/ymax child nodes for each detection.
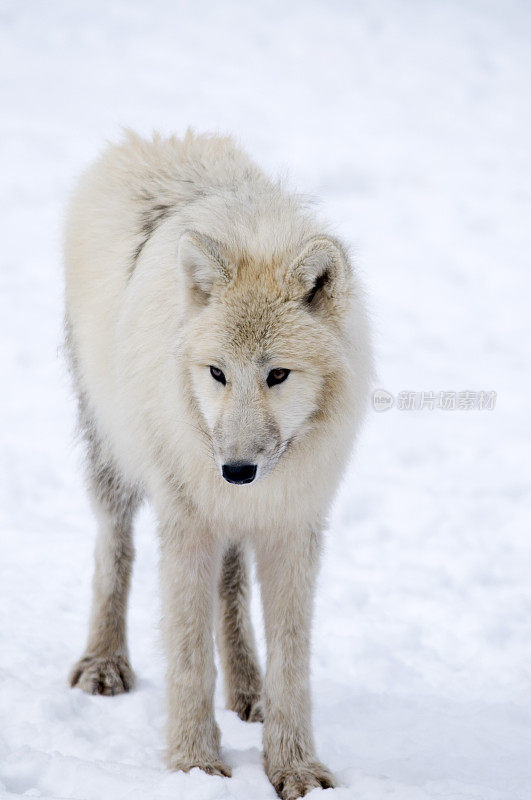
<box><xmin>287</xmin><ymin>236</ymin><xmax>351</xmax><ymax>313</ymax></box>
<box><xmin>178</xmin><ymin>231</ymin><xmax>232</xmax><ymax>304</ymax></box>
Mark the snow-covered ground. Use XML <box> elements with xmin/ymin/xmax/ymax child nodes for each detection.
<box><xmin>1</xmin><ymin>1</ymin><xmax>531</xmax><ymax>798</ymax></box>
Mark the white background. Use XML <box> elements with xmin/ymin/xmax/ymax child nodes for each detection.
<box><xmin>1</xmin><ymin>1</ymin><xmax>530</xmax><ymax>798</ymax></box>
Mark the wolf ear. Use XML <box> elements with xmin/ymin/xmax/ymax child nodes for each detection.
<box><xmin>178</xmin><ymin>231</ymin><xmax>232</xmax><ymax>304</ymax></box>
<box><xmin>287</xmin><ymin>236</ymin><xmax>351</xmax><ymax>313</ymax></box>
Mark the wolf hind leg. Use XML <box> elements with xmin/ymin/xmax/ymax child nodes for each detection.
<box><xmin>70</xmin><ymin>405</ymin><xmax>142</xmax><ymax>695</ymax></box>
<box><xmin>216</xmin><ymin>543</ymin><xmax>263</xmax><ymax>722</ymax></box>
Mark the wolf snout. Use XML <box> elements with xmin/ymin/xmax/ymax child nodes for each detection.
<box><xmin>221</xmin><ymin>462</ymin><xmax>257</xmax><ymax>485</ymax></box>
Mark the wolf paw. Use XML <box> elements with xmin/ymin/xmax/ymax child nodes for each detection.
<box><xmin>168</xmin><ymin>754</ymin><xmax>232</xmax><ymax>778</ymax></box>
<box><xmin>69</xmin><ymin>654</ymin><xmax>135</xmax><ymax>695</ymax></box>
<box><xmin>229</xmin><ymin>692</ymin><xmax>264</xmax><ymax>722</ymax></box>
<box><xmin>267</xmin><ymin>761</ymin><xmax>337</xmax><ymax>799</ymax></box>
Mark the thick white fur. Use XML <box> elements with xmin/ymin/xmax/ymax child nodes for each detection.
<box><xmin>65</xmin><ymin>130</ymin><xmax>372</xmax><ymax>799</ymax></box>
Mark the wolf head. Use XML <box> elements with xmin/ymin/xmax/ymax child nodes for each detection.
<box><xmin>177</xmin><ymin>231</ymin><xmax>354</xmax><ymax>485</ymax></box>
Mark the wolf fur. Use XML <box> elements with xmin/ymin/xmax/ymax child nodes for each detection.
<box><xmin>65</xmin><ymin>130</ymin><xmax>372</xmax><ymax>799</ymax></box>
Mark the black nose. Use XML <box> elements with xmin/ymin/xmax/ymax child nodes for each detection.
<box><xmin>222</xmin><ymin>462</ymin><xmax>257</xmax><ymax>485</ymax></box>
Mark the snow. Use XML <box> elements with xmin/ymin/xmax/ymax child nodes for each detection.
<box><xmin>1</xmin><ymin>1</ymin><xmax>531</xmax><ymax>798</ymax></box>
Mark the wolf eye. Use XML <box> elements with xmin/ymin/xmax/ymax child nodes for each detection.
<box><xmin>267</xmin><ymin>368</ymin><xmax>290</xmax><ymax>387</ymax></box>
<box><xmin>209</xmin><ymin>365</ymin><xmax>226</xmax><ymax>385</ymax></box>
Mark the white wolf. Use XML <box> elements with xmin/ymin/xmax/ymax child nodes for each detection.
<box><xmin>65</xmin><ymin>130</ymin><xmax>372</xmax><ymax>800</ymax></box>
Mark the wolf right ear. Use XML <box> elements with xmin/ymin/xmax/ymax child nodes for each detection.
<box><xmin>287</xmin><ymin>236</ymin><xmax>351</xmax><ymax>315</ymax></box>
<box><xmin>178</xmin><ymin>231</ymin><xmax>232</xmax><ymax>304</ymax></box>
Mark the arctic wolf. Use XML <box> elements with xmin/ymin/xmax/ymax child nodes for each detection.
<box><xmin>65</xmin><ymin>130</ymin><xmax>372</xmax><ymax>799</ymax></box>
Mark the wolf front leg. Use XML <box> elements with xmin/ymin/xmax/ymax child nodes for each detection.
<box><xmin>158</xmin><ymin>495</ymin><xmax>231</xmax><ymax>778</ymax></box>
<box><xmin>256</xmin><ymin>527</ymin><xmax>336</xmax><ymax>800</ymax></box>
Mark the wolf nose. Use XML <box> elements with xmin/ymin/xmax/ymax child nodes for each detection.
<box><xmin>222</xmin><ymin>462</ymin><xmax>257</xmax><ymax>485</ymax></box>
